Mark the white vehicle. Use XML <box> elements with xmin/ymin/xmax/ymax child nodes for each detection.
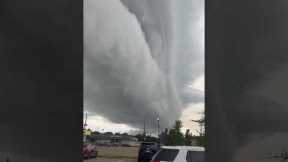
<box><xmin>150</xmin><ymin>146</ymin><xmax>204</xmax><ymax>162</ymax></box>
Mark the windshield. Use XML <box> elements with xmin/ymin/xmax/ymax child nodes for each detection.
<box><xmin>142</xmin><ymin>142</ymin><xmax>156</xmax><ymax>145</ymax></box>
<box><xmin>153</xmin><ymin>149</ymin><xmax>179</xmax><ymax>161</ymax></box>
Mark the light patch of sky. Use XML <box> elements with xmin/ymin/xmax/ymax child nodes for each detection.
<box><xmin>180</xmin><ymin>102</ymin><xmax>204</xmax><ymax>135</ymax></box>
<box><xmin>85</xmin><ymin>115</ymin><xmax>137</xmax><ymax>133</ymax></box>
<box><xmin>190</xmin><ymin>74</ymin><xmax>204</xmax><ymax>92</ymax></box>
<box><xmin>181</xmin><ymin>74</ymin><xmax>205</xmax><ymax>135</ymax></box>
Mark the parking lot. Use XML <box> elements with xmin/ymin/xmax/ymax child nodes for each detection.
<box><xmin>84</xmin><ymin>146</ymin><xmax>138</xmax><ymax>162</ymax></box>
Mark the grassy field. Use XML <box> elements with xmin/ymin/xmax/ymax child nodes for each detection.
<box><xmin>96</xmin><ymin>146</ymin><xmax>139</xmax><ymax>159</ymax></box>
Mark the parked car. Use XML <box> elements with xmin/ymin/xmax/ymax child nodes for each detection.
<box><xmin>83</xmin><ymin>143</ymin><xmax>98</xmax><ymax>159</ymax></box>
<box><xmin>138</xmin><ymin>142</ymin><xmax>159</xmax><ymax>162</ymax></box>
<box><xmin>150</xmin><ymin>146</ymin><xmax>204</xmax><ymax>162</ymax></box>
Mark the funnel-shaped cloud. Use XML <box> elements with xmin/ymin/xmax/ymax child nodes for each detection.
<box><xmin>84</xmin><ymin>0</ymin><xmax>204</xmax><ymax>129</ymax></box>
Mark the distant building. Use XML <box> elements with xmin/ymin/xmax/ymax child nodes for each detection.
<box><xmin>88</xmin><ymin>133</ymin><xmax>139</xmax><ymax>147</ymax></box>
<box><xmin>121</xmin><ymin>135</ymin><xmax>138</xmax><ymax>146</ymax></box>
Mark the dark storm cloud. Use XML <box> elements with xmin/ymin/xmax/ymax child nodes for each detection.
<box><xmin>121</xmin><ymin>0</ymin><xmax>204</xmax><ymax>92</ymax></box>
<box><xmin>85</xmin><ymin>0</ymin><xmax>181</xmax><ymax>128</ymax></box>
<box><xmin>180</xmin><ymin>88</ymin><xmax>204</xmax><ymax>105</ymax></box>
<box><xmin>85</xmin><ymin>0</ymin><xmax>204</xmax><ymax>129</ymax></box>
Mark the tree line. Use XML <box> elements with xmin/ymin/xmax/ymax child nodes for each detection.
<box><xmin>159</xmin><ymin>120</ymin><xmax>205</xmax><ymax>146</ymax></box>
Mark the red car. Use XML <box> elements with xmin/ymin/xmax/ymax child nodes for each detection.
<box><xmin>83</xmin><ymin>143</ymin><xmax>98</xmax><ymax>159</ymax></box>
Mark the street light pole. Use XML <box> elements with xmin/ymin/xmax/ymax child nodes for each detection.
<box><xmin>84</xmin><ymin>112</ymin><xmax>88</xmax><ymax>128</ymax></box>
<box><xmin>143</xmin><ymin>118</ymin><xmax>146</xmax><ymax>138</ymax></box>
<box><xmin>157</xmin><ymin>117</ymin><xmax>160</xmax><ymax>138</ymax></box>
<box><xmin>83</xmin><ymin>112</ymin><xmax>88</xmax><ymax>143</ymax></box>
<box><xmin>153</xmin><ymin>112</ymin><xmax>157</xmax><ymax>136</ymax></box>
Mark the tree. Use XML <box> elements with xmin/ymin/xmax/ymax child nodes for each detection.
<box><xmin>122</xmin><ymin>132</ymin><xmax>128</xmax><ymax>136</ymax></box>
<box><xmin>191</xmin><ymin>112</ymin><xmax>205</xmax><ymax>146</ymax></box>
<box><xmin>174</xmin><ymin>120</ymin><xmax>183</xmax><ymax>131</ymax></box>
<box><xmin>185</xmin><ymin>129</ymin><xmax>193</xmax><ymax>146</ymax></box>
<box><xmin>166</xmin><ymin>120</ymin><xmax>185</xmax><ymax>146</ymax></box>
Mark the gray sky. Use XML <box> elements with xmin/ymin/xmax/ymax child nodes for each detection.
<box><xmin>84</xmin><ymin>0</ymin><xmax>204</xmax><ymax>134</ymax></box>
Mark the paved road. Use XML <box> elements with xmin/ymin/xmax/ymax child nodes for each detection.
<box><xmin>84</xmin><ymin>157</ymin><xmax>136</xmax><ymax>162</ymax></box>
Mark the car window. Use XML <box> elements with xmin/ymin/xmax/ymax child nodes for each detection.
<box><xmin>154</xmin><ymin>149</ymin><xmax>179</xmax><ymax>161</ymax></box>
<box><xmin>186</xmin><ymin>151</ymin><xmax>204</xmax><ymax>162</ymax></box>
<box><xmin>140</xmin><ymin>143</ymin><xmax>157</xmax><ymax>150</ymax></box>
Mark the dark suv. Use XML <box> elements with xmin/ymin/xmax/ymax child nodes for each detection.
<box><xmin>138</xmin><ymin>142</ymin><xmax>159</xmax><ymax>162</ymax></box>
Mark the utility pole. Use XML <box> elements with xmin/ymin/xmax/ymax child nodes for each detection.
<box><xmin>84</xmin><ymin>112</ymin><xmax>88</xmax><ymax>128</ymax></box>
<box><xmin>157</xmin><ymin>116</ymin><xmax>160</xmax><ymax>138</ymax></box>
<box><xmin>83</xmin><ymin>112</ymin><xmax>88</xmax><ymax>143</ymax></box>
<box><xmin>154</xmin><ymin>112</ymin><xmax>157</xmax><ymax>136</ymax></box>
<box><xmin>143</xmin><ymin>119</ymin><xmax>146</xmax><ymax>138</ymax></box>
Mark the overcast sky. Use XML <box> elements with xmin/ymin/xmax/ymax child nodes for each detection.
<box><xmin>84</xmin><ymin>0</ymin><xmax>204</xmax><ymax>134</ymax></box>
